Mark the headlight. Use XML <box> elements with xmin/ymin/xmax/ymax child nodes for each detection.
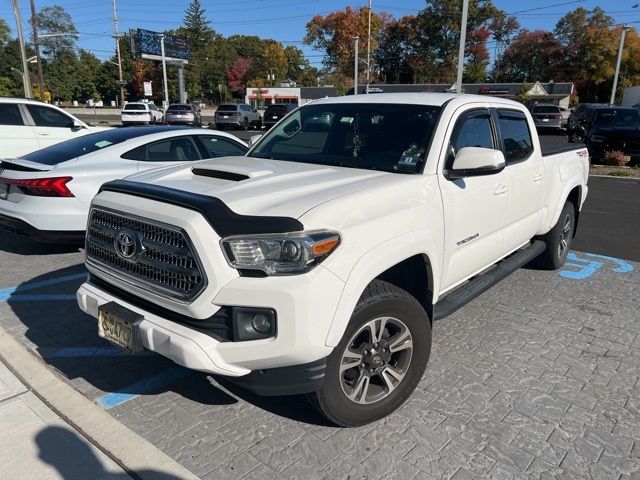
<box><xmin>221</xmin><ymin>230</ymin><xmax>340</xmax><ymax>275</ymax></box>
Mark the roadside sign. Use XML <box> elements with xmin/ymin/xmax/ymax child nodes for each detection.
<box><xmin>115</xmin><ymin>80</ymin><xmax>127</xmax><ymax>86</ymax></box>
<box><xmin>143</xmin><ymin>81</ymin><xmax>152</xmax><ymax>97</ymax></box>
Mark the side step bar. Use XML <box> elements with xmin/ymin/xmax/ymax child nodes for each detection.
<box><xmin>433</xmin><ymin>240</ymin><xmax>546</xmax><ymax>321</ymax></box>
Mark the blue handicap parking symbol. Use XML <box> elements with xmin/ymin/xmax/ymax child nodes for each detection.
<box><xmin>558</xmin><ymin>251</ymin><xmax>633</xmax><ymax>280</ymax></box>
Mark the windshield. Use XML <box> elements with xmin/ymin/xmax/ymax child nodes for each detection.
<box><xmin>532</xmin><ymin>106</ymin><xmax>560</xmax><ymax>114</ymax></box>
<box><xmin>595</xmin><ymin>109</ymin><xmax>640</xmax><ymax>127</ymax></box>
<box><xmin>249</xmin><ymin>103</ymin><xmax>441</xmax><ymax>174</ymax></box>
<box><xmin>123</xmin><ymin>104</ymin><xmax>147</xmax><ymax>111</ymax></box>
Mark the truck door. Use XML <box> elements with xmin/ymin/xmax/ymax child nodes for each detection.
<box><xmin>494</xmin><ymin>109</ymin><xmax>545</xmax><ymax>252</ymax></box>
<box><xmin>439</xmin><ymin>108</ymin><xmax>508</xmax><ymax>290</ymax></box>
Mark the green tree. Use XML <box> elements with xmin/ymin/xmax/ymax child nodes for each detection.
<box><xmin>260</xmin><ymin>41</ymin><xmax>288</xmax><ymax>83</ymax></box>
<box><xmin>183</xmin><ymin>0</ymin><xmax>214</xmax><ymax>51</ymax></box>
<box><xmin>0</xmin><ymin>19</ymin><xmax>10</xmax><ymax>46</ymax></box>
<box><xmin>36</xmin><ymin>6</ymin><xmax>78</xmax><ymax>58</ymax></box>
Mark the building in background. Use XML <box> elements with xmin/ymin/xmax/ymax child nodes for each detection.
<box><xmin>621</xmin><ymin>86</ymin><xmax>640</xmax><ymax>107</ymax></box>
<box><xmin>246</xmin><ymin>86</ymin><xmax>340</xmax><ymax>108</ymax></box>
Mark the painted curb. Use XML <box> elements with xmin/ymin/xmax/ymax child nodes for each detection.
<box><xmin>0</xmin><ymin>328</ymin><xmax>199</xmax><ymax>480</ymax></box>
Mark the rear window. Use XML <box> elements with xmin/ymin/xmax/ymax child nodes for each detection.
<box><xmin>167</xmin><ymin>104</ymin><xmax>192</xmax><ymax>112</ymax></box>
<box><xmin>123</xmin><ymin>104</ymin><xmax>147</xmax><ymax>111</ymax></box>
<box><xmin>217</xmin><ymin>105</ymin><xmax>238</xmax><ymax>112</ymax></box>
<box><xmin>21</xmin><ymin>133</ymin><xmax>124</xmax><ymax>164</ymax></box>
<box><xmin>265</xmin><ymin>105</ymin><xmax>287</xmax><ymax>114</ymax></box>
<box><xmin>532</xmin><ymin>106</ymin><xmax>560</xmax><ymax>114</ymax></box>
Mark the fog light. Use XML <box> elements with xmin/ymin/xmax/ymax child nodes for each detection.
<box><xmin>232</xmin><ymin>307</ymin><xmax>277</xmax><ymax>341</ymax></box>
<box><xmin>251</xmin><ymin>314</ymin><xmax>272</xmax><ymax>333</ymax></box>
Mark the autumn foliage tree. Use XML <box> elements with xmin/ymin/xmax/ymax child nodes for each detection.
<box><xmin>227</xmin><ymin>57</ymin><xmax>252</xmax><ymax>95</ymax></box>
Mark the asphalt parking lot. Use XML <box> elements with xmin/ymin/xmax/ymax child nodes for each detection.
<box><xmin>1</xmin><ymin>152</ymin><xmax>639</xmax><ymax>479</ymax></box>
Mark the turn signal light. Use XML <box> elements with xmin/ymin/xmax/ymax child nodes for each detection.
<box><xmin>1</xmin><ymin>177</ymin><xmax>74</xmax><ymax>197</ymax></box>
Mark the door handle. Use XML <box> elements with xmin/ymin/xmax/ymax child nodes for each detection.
<box><xmin>37</xmin><ymin>132</ymin><xmax>50</xmax><ymax>136</ymax></box>
<box><xmin>493</xmin><ymin>185</ymin><xmax>508</xmax><ymax>195</ymax></box>
<box><xmin>533</xmin><ymin>174</ymin><xmax>543</xmax><ymax>182</ymax></box>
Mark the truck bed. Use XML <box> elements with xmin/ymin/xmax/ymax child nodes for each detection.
<box><xmin>540</xmin><ymin>140</ymin><xmax>586</xmax><ymax>157</ymax></box>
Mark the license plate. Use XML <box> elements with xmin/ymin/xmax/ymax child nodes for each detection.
<box><xmin>542</xmin><ymin>118</ymin><xmax>549</xmax><ymax>122</ymax></box>
<box><xmin>98</xmin><ymin>302</ymin><xmax>144</xmax><ymax>354</ymax></box>
<box><xmin>0</xmin><ymin>183</ymin><xmax>7</xmax><ymax>200</ymax></box>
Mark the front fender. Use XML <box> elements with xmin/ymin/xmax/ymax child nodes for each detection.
<box><xmin>324</xmin><ymin>228</ymin><xmax>441</xmax><ymax>347</ymax></box>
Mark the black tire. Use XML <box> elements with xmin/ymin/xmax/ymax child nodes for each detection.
<box><xmin>241</xmin><ymin>117</ymin><xmax>249</xmax><ymax>130</ymax></box>
<box><xmin>536</xmin><ymin>201</ymin><xmax>575</xmax><ymax>270</ymax></box>
<box><xmin>308</xmin><ymin>280</ymin><xmax>431</xmax><ymax>427</ymax></box>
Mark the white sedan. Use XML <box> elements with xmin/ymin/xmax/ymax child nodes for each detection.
<box><xmin>0</xmin><ymin>126</ymin><xmax>248</xmax><ymax>242</ymax></box>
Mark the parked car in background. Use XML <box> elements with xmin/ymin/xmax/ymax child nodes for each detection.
<box><xmin>0</xmin><ymin>126</ymin><xmax>248</xmax><ymax>242</ymax></box>
<box><xmin>164</xmin><ymin>104</ymin><xmax>202</xmax><ymax>127</ymax></box>
<box><xmin>530</xmin><ymin>104</ymin><xmax>563</xmax><ymax>132</ymax></box>
<box><xmin>578</xmin><ymin>106</ymin><xmax>640</xmax><ymax>162</ymax></box>
<box><xmin>0</xmin><ymin>97</ymin><xmax>110</xmax><ymax>158</ymax></box>
<box><xmin>121</xmin><ymin>102</ymin><xmax>164</xmax><ymax>125</ymax></box>
<box><xmin>263</xmin><ymin>103</ymin><xmax>298</xmax><ymax>129</ymax></box>
<box><xmin>567</xmin><ymin>103</ymin><xmax>607</xmax><ymax>140</ymax></box>
<box><xmin>77</xmin><ymin>93</ymin><xmax>589</xmax><ymax>426</ymax></box>
<box><xmin>215</xmin><ymin>103</ymin><xmax>261</xmax><ymax>130</ymax></box>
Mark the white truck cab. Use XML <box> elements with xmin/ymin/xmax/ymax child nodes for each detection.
<box><xmin>77</xmin><ymin>93</ymin><xmax>589</xmax><ymax>426</ymax></box>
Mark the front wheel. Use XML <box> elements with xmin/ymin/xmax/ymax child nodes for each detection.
<box><xmin>536</xmin><ymin>201</ymin><xmax>575</xmax><ymax>270</ymax></box>
<box><xmin>308</xmin><ymin>280</ymin><xmax>431</xmax><ymax>427</ymax></box>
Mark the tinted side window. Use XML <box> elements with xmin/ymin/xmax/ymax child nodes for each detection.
<box><xmin>197</xmin><ymin>136</ymin><xmax>248</xmax><ymax>157</ymax></box>
<box><xmin>497</xmin><ymin>110</ymin><xmax>533</xmax><ymax>163</ymax></box>
<box><xmin>27</xmin><ymin>105</ymin><xmax>74</xmax><ymax>128</ymax></box>
<box><xmin>121</xmin><ymin>145</ymin><xmax>146</xmax><ymax>160</ymax></box>
<box><xmin>451</xmin><ymin>113</ymin><xmax>495</xmax><ymax>155</ymax></box>
<box><xmin>146</xmin><ymin>137</ymin><xmax>201</xmax><ymax>162</ymax></box>
<box><xmin>0</xmin><ymin>104</ymin><xmax>25</xmax><ymax>126</ymax></box>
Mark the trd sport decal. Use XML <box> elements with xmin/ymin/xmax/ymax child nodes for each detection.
<box><xmin>456</xmin><ymin>233</ymin><xmax>479</xmax><ymax>246</ymax></box>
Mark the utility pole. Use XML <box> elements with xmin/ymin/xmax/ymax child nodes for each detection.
<box><xmin>610</xmin><ymin>26</ymin><xmax>629</xmax><ymax>106</ymax></box>
<box><xmin>353</xmin><ymin>36</ymin><xmax>359</xmax><ymax>95</ymax></box>
<box><xmin>366</xmin><ymin>0</ymin><xmax>372</xmax><ymax>94</ymax></box>
<box><xmin>112</xmin><ymin>0</ymin><xmax>125</xmax><ymax>107</ymax></box>
<box><xmin>160</xmin><ymin>34</ymin><xmax>169</xmax><ymax>110</ymax></box>
<box><xmin>11</xmin><ymin>0</ymin><xmax>32</xmax><ymax>98</ymax></box>
<box><xmin>455</xmin><ymin>0</ymin><xmax>469</xmax><ymax>94</ymax></box>
<box><xmin>29</xmin><ymin>0</ymin><xmax>45</xmax><ymax>100</ymax></box>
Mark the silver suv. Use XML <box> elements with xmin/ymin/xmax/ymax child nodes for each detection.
<box><xmin>215</xmin><ymin>103</ymin><xmax>261</xmax><ymax>130</ymax></box>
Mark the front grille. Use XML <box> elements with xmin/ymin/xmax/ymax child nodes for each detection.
<box><xmin>86</xmin><ymin>208</ymin><xmax>206</xmax><ymax>301</ymax></box>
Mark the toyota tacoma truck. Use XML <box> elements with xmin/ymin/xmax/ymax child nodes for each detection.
<box><xmin>77</xmin><ymin>93</ymin><xmax>589</xmax><ymax>426</ymax></box>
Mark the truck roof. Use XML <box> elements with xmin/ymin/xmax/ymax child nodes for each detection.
<box><xmin>310</xmin><ymin>92</ymin><xmax>525</xmax><ymax>108</ymax></box>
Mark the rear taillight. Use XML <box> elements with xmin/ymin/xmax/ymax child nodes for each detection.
<box><xmin>1</xmin><ymin>177</ymin><xmax>74</xmax><ymax>197</ymax></box>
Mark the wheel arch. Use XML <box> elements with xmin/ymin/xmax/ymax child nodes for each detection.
<box><xmin>324</xmin><ymin>230</ymin><xmax>440</xmax><ymax>348</ymax></box>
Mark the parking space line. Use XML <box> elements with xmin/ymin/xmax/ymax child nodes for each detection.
<box><xmin>0</xmin><ymin>273</ymin><xmax>87</xmax><ymax>302</ymax></box>
<box><xmin>44</xmin><ymin>346</ymin><xmax>129</xmax><ymax>358</ymax></box>
<box><xmin>97</xmin><ymin>367</ymin><xmax>190</xmax><ymax>409</ymax></box>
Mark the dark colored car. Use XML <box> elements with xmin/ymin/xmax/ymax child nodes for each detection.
<box><xmin>580</xmin><ymin>107</ymin><xmax>640</xmax><ymax>161</ymax></box>
<box><xmin>530</xmin><ymin>104</ymin><xmax>562</xmax><ymax>132</ymax></box>
<box><xmin>567</xmin><ymin>103</ymin><xmax>608</xmax><ymax>141</ymax></box>
<box><xmin>263</xmin><ymin>103</ymin><xmax>298</xmax><ymax>129</ymax></box>
<box><xmin>215</xmin><ymin>103</ymin><xmax>261</xmax><ymax>130</ymax></box>
<box><xmin>164</xmin><ymin>104</ymin><xmax>202</xmax><ymax>126</ymax></box>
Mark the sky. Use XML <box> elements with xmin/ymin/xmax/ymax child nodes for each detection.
<box><xmin>1</xmin><ymin>0</ymin><xmax>638</xmax><ymax>67</ymax></box>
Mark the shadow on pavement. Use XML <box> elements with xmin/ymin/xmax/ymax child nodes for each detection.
<box><xmin>0</xmin><ymin>232</ymin><xmax>81</xmax><ymax>256</ymax></box>
<box><xmin>36</xmin><ymin>426</ymin><xmax>183</xmax><ymax>479</ymax></box>
<box><xmin>7</xmin><ymin>264</ymin><xmax>329</xmax><ymax>425</ymax></box>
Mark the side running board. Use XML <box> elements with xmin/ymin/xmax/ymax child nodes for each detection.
<box><xmin>433</xmin><ymin>240</ymin><xmax>546</xmax><ymax>321</ymax></box>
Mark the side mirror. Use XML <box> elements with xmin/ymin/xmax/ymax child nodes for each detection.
<box><xmin>248</xmin><ymin>134</ymin><xmax>263</xmax><ymax>147</ymax></box>
<box><xmin>72</xmin><ymin>119</ymin><xmax>85</xmax><ymax>129</ymax></box>
<box><xmin>447</xmin><ymin>147</ymin><xmax>505</xmax><ymax>179</ymax></box>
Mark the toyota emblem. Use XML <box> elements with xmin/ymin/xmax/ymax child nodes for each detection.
<box><xmin>114</xmin><ymin>229</ymin><xmax>142</xmax><ymax>261</ymax></box>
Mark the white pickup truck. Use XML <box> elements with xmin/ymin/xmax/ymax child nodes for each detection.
<box><xmin>77</xmin><ymin>93</ymin><xmax>589</xmax><ymax>426</ymax></box>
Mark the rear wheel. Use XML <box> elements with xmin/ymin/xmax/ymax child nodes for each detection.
<box><xmin>308</xmin><ymin>280</ymin><xmax>431</xmax><ymax>427</ymax></box>
<box><xmin>536</xmin><ymin>201</ymin><xmax>575</xmax><ymax>270</ymax></box>
<box><xmin>241</xmin><ymin>117</ymin><xmax>249</xmax><ymax>130</ymax></box>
